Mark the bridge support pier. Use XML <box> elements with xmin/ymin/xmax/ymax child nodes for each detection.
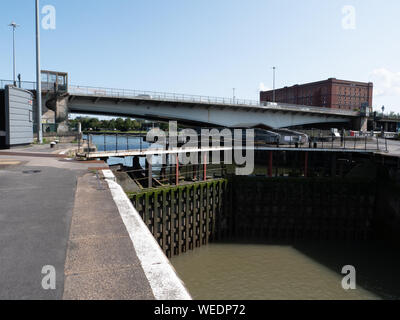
<box><xmin>352</xmin><ymin>116</ymin><xmax>368</xmax><ymax>132</ymax></box>
<box><xmin>45</xmin><ymin>94</ymin><xmax>70</xmax><ymax>134</ymax></box>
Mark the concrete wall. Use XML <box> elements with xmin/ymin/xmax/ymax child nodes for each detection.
<box><xmin>3</xmin><ymin>86</ymin><xmax>34</xmax><ymax>148</ymax></box>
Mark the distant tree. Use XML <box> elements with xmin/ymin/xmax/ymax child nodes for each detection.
<box><xmin>115</xmin><ymin>118</ymin><xmax>125</xmax><ymax>131</ymax></box>
<box><xmin>124</xmin><ymin>118</ymin><xmax>133</xmax><ymax>132</ymax></box>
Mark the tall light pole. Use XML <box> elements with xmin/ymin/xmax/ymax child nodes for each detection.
<box><xmin>272</xmin><ymin>67</ymin><xmax>276</xmax><ymax>102</ymax></box>
<box><xmin>36</xmin><ymin>0</ymin><xmax>43</xmax><ymax>143</ymax></box>
<box><xmin>233</xmin><ymin>88</ymin><xmax>236</xmax><ymax>104</ymax></box>
<box><xmin>8</xmin><ymin>22</ymin><xmax>20</xmax><ymax>86</ymax></box>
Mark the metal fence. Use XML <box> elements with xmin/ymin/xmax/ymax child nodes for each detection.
<box><xmin>78</xmin><ymin>132</ymin><xmax>388</xmax><ymax>157</ymax></box>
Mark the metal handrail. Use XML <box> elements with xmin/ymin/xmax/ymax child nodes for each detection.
<box><xmin>80</xmin><ymin>132</ymin><xmax>388</xmax><ymax>156</ymax></box>
<box><xmin>68</xmin><ymin>84</ymin><xmax>260</xmax><ymax>106</ymax></box>
<box><xmin>0</xmin><ymin>79</ymin><xmax>37</xmax><ymax>90</ymax></box>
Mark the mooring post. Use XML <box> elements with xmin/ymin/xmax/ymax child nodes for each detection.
<box><xmin>204</xmin><ymin>153</ymin><xmax>207</xmax><ymax>181</ymax></box>
<box><xmin>268</xmin><ymin>151</ymin><xmax>273</xmax><ymax>177</ymax></box>
<box><xmin>343</xmin><ymin>132</ymin><xmax>346</xmax><ymax>149</ymax></box>
<box><xmin>304</xmin><ymin>152</ymin><xmax>309</xmax><ymax>178</ymax></box>
<box><xmin>193</xmin><ymin>161</ymin><xmax>197</xmax><ymax>181</ymax></box>
<box><xmin>147</xmin><ymin>155</ymin><xmax>153</xmax><ymax>189</ymax></box>
<box><xmin>176</xmin><ymin>154</ymin><xmax>179</xmax><ymax>186</ymax></box>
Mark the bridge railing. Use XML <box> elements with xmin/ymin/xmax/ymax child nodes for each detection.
<box><xmin>69</xmin><ymin>84</ymin><xmax>260</xmax><ymax>106</ymax></box>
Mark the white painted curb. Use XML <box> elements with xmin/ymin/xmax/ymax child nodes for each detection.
<box><xmin>102</xmin><ymin>170</ymin><xmax>116</xmax><ymax>182</ymax></box>
<box><xmin>103</xmin><ymin>170</ymin><xmax>192</xmax><ymax>300</ymax></box>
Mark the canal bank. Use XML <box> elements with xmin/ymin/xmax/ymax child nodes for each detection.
<box><xmin>0</xmin><ymin>146</ymin><xmax>190</xmax><ymax>300</ymax></box>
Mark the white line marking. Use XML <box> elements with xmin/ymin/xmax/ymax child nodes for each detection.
<box><xmin>104</xmin><ymin>170</ymin><xmax>192</xmax><ymax>300</ymax></box>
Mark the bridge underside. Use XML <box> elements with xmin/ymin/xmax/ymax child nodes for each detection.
<box><xmin>66</xmin><ymin>95</ymin><xmax>352</xmax><ymax>129</ymax></box>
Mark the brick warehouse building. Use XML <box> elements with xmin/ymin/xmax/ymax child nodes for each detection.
<box><xmin>260</xmin><ymin>78</ymin><xmax>373</xmax><ymax>112</ymax></box>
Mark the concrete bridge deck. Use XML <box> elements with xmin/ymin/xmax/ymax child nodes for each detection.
<box><xmin>1</xmin><ymin>79</ymin><xmax>362</xmax><ymax>129</ymax></box>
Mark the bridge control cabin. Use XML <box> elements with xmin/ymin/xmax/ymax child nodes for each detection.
<box><xmin>41</xmin><ymin>70</ymin><xmax>68</xmax><ymax>94</ymax></box>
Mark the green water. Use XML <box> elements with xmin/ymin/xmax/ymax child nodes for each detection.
<box><xmin>171</xmin><ymin>243</ymin><xmax>389</xmax><ymax>300</ymax></box>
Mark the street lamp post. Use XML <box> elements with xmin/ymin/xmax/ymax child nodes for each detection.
<box><xmin>8</xmin><ymin>22</ymin><xmax>20</xmax><ymax>86</ymax></box>
<box><xmin>233</xmin><ymin>88</ymin><xmax>236</xmax><ymax>104</ymax></box>
<box><xmin>35</xmin><ymin>0</ymin><xmax>43</xmax><ymax>143</ymax></box>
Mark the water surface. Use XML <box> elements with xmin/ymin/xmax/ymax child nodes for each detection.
<box><xmin>171</xmin><ymin>243</ymin><xmax>381</xmax><ymax>300</ymax></box>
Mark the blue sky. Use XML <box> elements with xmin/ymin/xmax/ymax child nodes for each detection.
<box><xmin>1</xmin><ymin>0</ymin><xmax>400</xmax><ymax>112</ymax></box>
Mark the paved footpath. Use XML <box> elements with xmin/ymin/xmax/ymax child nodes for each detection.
<box><xmin>0</xmin><ymin>146</ymin><xmax>155</xmax><ymax>300</ymax></box>
<box><xmin>63</xmin><ymin>173</ymin><xmax>154</xmax><ymax>299</ymax></box>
